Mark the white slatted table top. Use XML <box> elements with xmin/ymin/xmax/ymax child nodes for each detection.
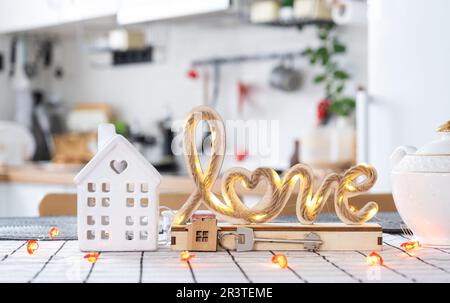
<box><xmin>0</xmin><ymin>233</ymin><xmax>449</xmax><ymax>283</ymax></box>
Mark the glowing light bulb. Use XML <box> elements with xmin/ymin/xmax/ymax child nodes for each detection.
<box><xmin>368</xmin><ymin>208</ymin><xmax>378</xmax><ymax>219</ymax></box>
<box><xmin>209</xmin><ymin>193</ymin><xmax>229</xmax><ymax>210</ymax></box>
<box><xmin>27</xmin><ymin>240</ymin><xmax>39</xmax><ymax>255</ymax></box>
<box><xmin>272</xmin><ymin>171</ymin><xmax>281</xmax><ymax>187</ymax></box>
<box><xmin>84</xmin><ymin>252</ymin><xmax>100</xmax><ymax>263</ymax></box>
<box><xmin>345</xmin><ymin>183</ymin><xmax>356</xmax><ymax>191</ymax></box>
<box><xmin>366</xmin><ymin>252</ymin><xmax>383</xmax><ymax>266</ymax></box>
<box><xmin>289</xmin><ymin>174</ymin><xmax>300</xmax><ymax>185</ymax></box>
<box><xmin>49</xmin><ymin>227</ymin><xmax>59</xmax><ymax>240</ymax></box>
<box><xmin>272</xmin><ymin>254</ymin><xmax>288</xmax><ymax>268</ymax></box>
<box><xmin>400</xmin><ymin>241</ymin><xmax>420</xmax><ymax>252</ymax></box>
<box><xmin>180</xmin><ymin>250</ymin><xmax>195</xmax><ymax>262</ymax></box>
<box><xmin>252</xmin><ymin>214</ymin><xmax>267</xmax><ymax>221</ymax></box>
<box><xmin>349</xmin><ymin>205</ymin><xmax>357</xmax><ymax>212</ymax></box>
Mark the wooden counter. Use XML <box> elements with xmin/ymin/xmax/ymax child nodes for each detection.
<box><xmin>0</xmin><ymin>163</ymin><xmax>333</xmax><ymax>195</ymax></box>
<box><xmin>0</xmin><ymin>164</ymin><xmax>80</xmax><ymax>185</ymax></box>
<box><xmin>0</xmin><ymin>163</ymin><xmax>197</xmax><ymax>193</ymax></box>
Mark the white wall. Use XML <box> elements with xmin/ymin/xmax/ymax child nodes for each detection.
<box><xmin>368</xmin><ymin>0</ymin><xmax>450</xmax><ymax>192</ymax></box>
<box><xmin>56</xmin><ymin>22</ymin><xmax>367</xmax><ymax>169</ymax></box>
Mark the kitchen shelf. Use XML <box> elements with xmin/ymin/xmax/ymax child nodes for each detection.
<box><xmin>192</xmin><ymin>49</ymin><xmax>306</xmax><ymax>67</ymax></box>
<box><xmin>256</xmin><ymin>18</ymin><xmax>334</xmax><ymax>28</ymax></box>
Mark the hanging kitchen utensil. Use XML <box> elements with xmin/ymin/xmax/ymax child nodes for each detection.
<box><xmin>269</xmin><ymin>55</ymin><xmax>302</xmax><ymax>92</ymax></box>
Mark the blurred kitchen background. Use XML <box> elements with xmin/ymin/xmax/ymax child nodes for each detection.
<box><xmin>0</xmin><ymin>0</ymin><xmax>448</xmax><ymax>217</ymax></box>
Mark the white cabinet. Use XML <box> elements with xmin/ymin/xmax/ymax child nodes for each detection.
<box><xmin>58</xmin><ymin>0</ymin><xmax>119</xmax><ymax>23</ymax></box>
<box><xmin>117</xmin><ymin>0</ymin><xmax>230</xmax><ymax>25</ymax></box>
<box><xmin>0</xmin><ymin>0</ymin><xmax>119</xmax><ymax>34</ymax></box>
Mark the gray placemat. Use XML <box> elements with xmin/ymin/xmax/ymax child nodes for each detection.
<box><xmin>0</xmin><ymin>212</ymin><xmax>405</xmax><ymax>241</ymax></box>
<box><xmin>274</xmin><ymin>212</ymin><xmax>405</xmax><ymax>233</ymax></box>
<box><xmin>0</xmin><ymin>216</ymin><xmax>77</xmax><ymax>241</ymax></box>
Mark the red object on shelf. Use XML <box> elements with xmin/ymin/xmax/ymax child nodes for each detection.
<box><xmin>238</xmin><ymin>82</ymin><xmax>251</xmax><ymax>113</ymax></box>
<box><xmin>317</xmin><ymin>98</ymin><xmax>331</xmax><ymax>125</ymax></box>
<box><xmin>187</xmin><ymin>68</ymin><xmax>199</xmax><ymax>80</ymax></box>
<box><xmin>235</xmin><ymin>149</ymin><xmax>248</xmax><ymax>162</ymax></box>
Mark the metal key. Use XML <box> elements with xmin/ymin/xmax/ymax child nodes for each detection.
<box><xmin>235</xmin><ymin>227</ymin><xmax>323</xmax><ymax>252</ymax></box>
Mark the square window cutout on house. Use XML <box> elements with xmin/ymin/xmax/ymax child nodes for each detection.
<box><xmin>140</xmin><ymin>216</ymin><xmax>148</xmax><ymax>226</ymax></box>
<box><xmin>101</xmin><ymin>216</ymin><xmax>110</xmax><ymax>225</ymax></box>
<box><xmin>127</xmin><ymin>183</ymin><xmax>134</xmax><ymax>193</ymax></box>
<box><xmin>126</xmin><ymin>198</ymin><xmax>134</xmax><ymax>207</ymax></box>
<box><xmin>87</xmin><ymin>216</ymin><xmax>95</xmax><ymax>225</ymax></box>
<box><xmin>87</xmin><ymin>230</ymin><xmax>95</xmax><ymax>240</ymax></box>
<box><xmin>87</xmin><ymin>197</ymin><xmax>96</xmax><ymax>207</ymax></box>
<box><xmin>140</xmin><ymin>198</ymin><xmax>149</xmax><ymax>207</ymax></box>
<box><xmin>196</xmin><ymin>231</ymin><xmax>209</xmax><ymax>242</ymax></box>
<box><xmin>101</xmin><ymin>230</ymin><xmax>110</xmax><ymax>240</ymax></box>
<box><xmin>88</xmin><ymin>183</ymin><xmax>96</xmax><ymax>192</ymax></box>
<box><xmin>126</xmin><ymin>216</ymin><xmax>134</xmax><ymax>226</ymax></box>
<box><xmin>102</xmin><ymin>183</ymin><xmax>110</xmax><ymax>192</ymax></box>
<box><xmin>102</xmin><ymin>197</ymin><xmax>111</xmax><ymax>207</ymax></box>
<box><xmin>140</xmin><ymin>231</ymin><xmax>148</xmax><ymax>240</ymax></box>
<box><xmin>141</xmin><ymin>183</ymin><xmax>148</xmax><ymax>193</ymax></box>
<box><xmin>125</xmin><ymin>231</ymin><xmax>134</xmax><ymax>240</ymax></box>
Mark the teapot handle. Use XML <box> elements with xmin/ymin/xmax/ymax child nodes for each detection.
<box><xmin>390</xmin><ymin>146</ymin><xmax>417</xmax><ymax>170</ymax></box>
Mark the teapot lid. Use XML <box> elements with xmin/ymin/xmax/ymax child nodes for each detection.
<box><xmin>416</xmin><ymin>121</ymin><xmax>450</xmax><ymax>156</ymax></box>
<box><xmin>392</xmin><ymin>121</ymin><xmax>450</xmax><ymax>173</ymax></box>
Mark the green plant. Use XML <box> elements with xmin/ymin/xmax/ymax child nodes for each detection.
<box><xmin>303</xmin><ymin>24</ymin><xmax>356</xmax><ymax>117</ymax></box>
<box><xmin>281</xmin><ymin>0</ymin><xmax>295</xmax><ymax>7</ymax></box>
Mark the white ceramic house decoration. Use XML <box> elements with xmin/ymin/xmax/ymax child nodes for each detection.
<box><xmin>74</xmin><ymin>124</ymin><xmax>161</xmax><ymax>251</ymax></box>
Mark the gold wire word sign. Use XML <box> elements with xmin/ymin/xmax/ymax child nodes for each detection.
<box><xmin>173</xmin><ymin>106</ymin><xmax>378</xmax><ymax>226</ymax></box>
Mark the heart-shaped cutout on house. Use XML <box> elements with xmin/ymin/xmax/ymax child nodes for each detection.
<box><xmin>110</xmin><ymin>160</ymin><xmax>128</xmax><ymax>174</ymax></box>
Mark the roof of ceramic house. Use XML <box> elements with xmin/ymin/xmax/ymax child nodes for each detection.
<box><xmin>73</xmin><ymin>131</ymin><xmax>162</xmax><ymax>186</ymax></box>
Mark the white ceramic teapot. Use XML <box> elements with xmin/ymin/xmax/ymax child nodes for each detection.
<box><xmin>391</xmin><ymin>121</ymin><xmax>450</xmax><ymax>246</ymax></box>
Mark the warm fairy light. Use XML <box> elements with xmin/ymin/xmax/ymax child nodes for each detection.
<box><xmin>272</xmin><ymin>254</ymin><xmax>288</xmax><ymax>268</ymax></box>
<box><xmin>271</xmin><ymin>170</ymin><xmax>282</xmax><ymax>187</ymax></box>
<box><xmin>305</xmin><ymin>195</ymin><xmax>314</xmax><ymax>208</ymax></box>
<box><xmin>209</xmin><ymin>192</ymin><xmax>230</xmax><ymax>210</ymax></box>
<box><xmin>194</xmin><ymin>159</ymin><xmax>205</xmax><ymax>182</ymax></box>
<box><xmin>345</xmin><ymin>183</ymin><xmax>356</xmax><ymax>192</ymax></box>
<box><xmin>400</xmin><ymin>241</ymin><xmax>420</xmax><ymax>252</ymax></box>
<box><xmin>349</xmin><ymin>205</ymin><xmax>357</xmax><ymax>212</ymax></box>
<box><xmin>27</xmin><ymin>240</ymin><xmax>39</xmax><ymax>255</ymax></box>
<box><xmin>180</xmin><ymin>250</ymin><xmax>195</xmax><ymax>262</ymax></box>
<box><xmin>84</xmin><ymin>252</ymin><xmax>100</xmax><ymax>263</ymax></box>
<box><xmin>366</xmin><ymin>252</ymin><xmax>383</xmax><ymax>266</ymax></box>
<box><xmin>306</xmin><ymin>195</ymin><xmax>322</xmax><ymax>209</ymax></box>
<box><xmin>49</xmin><ymin>227</ymin><xmax>59</xmax><ymax>240</ymax></box>
<box><xmin>289</xmin><ymin>174</ymin><xmax>300</xmax><ymax>185</ymax></box>
<box><xmin>368</xmin><ymin>208</ymin><xmax>378</xmax><ymax>219</ymax></box>
<box><xmin>252</xmin><ymin>214</ymin><xmax>267</xmax><ymax>221</ymax></box>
